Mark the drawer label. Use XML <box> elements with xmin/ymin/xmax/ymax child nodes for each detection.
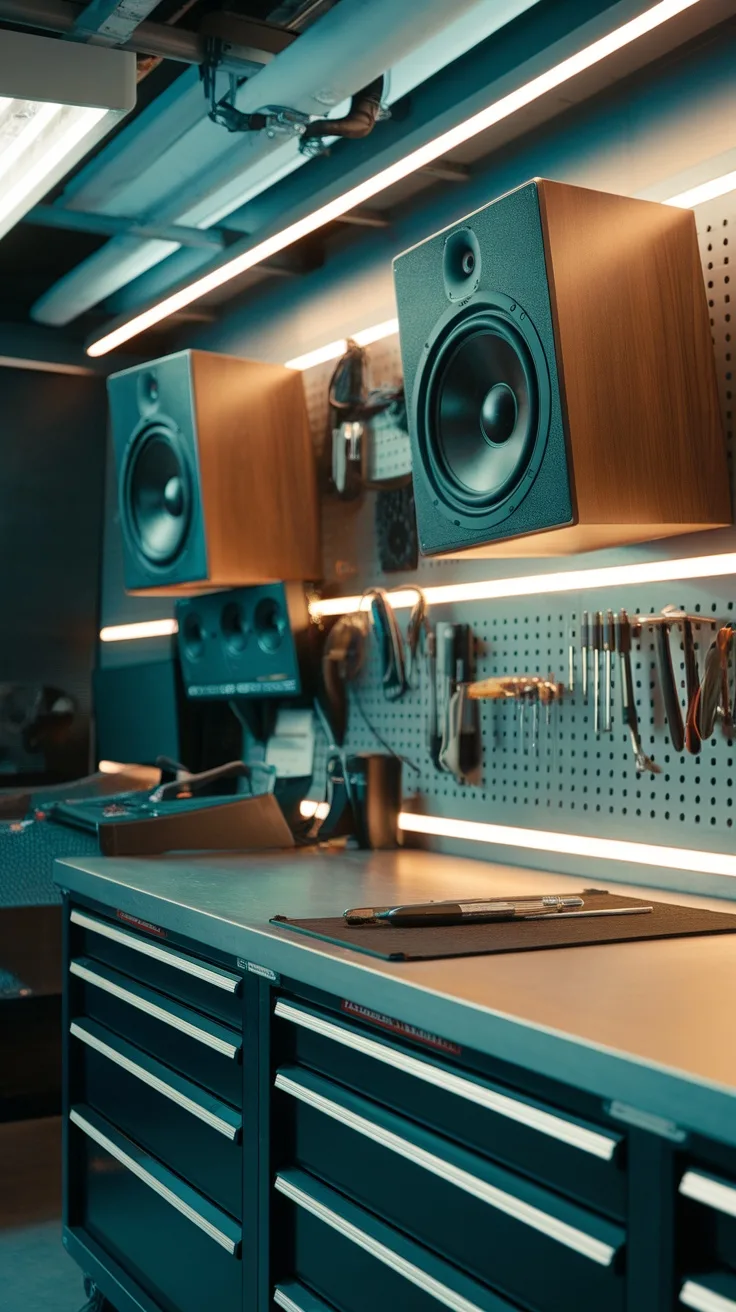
<box><xmin>341</xmin><ymin>999</ymin><xmax>462</xmax><ymax>1056</ymax></box>
<box><xmin>115</xmin><ymin>910</ymin><xmax>167</xmax><ymax>939</ymax></box>
<box><xmin>245</xmin><ymin>961</ymin><xmax>280</xmax><ymax>983</ymax></box>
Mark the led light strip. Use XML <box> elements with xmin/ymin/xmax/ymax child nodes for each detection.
<box><xmin>87</xmin><ymin>0</ymin><xmax>704</xmax><ymax>356</ymax></box>
<box><xmin>99</xmin><ymin>618</ymin><xmax>178</xmax><ymax>642</ymax></box>
<box><xmin>100</xmin><ymin>548</ymin><xmax>736</xmax><ymax>643</ymax></box>
<box><xmin>398</xmin><ymin>812</ymin><xmax>736</xmax><ymax>878</ymax></box>
<box><xmin>310</xmin><ymin>551</ymin><xmax>736</xmax><ymax>617</ymax></box>
<box><xmin>285</xmin><ymin>318</ymin><xmax>399</xmax><ymax>370</ymax></box>
<box><xmin>299</xmin><ymin>799</ymin><xmax>330</xmax><ymax>820</ymax></box>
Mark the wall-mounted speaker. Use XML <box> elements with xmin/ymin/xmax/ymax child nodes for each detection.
<box><xmin>393</xmin><ymin>178</ymin><xmax>729</xmax><ymax>557</ymax></box>
<box><xmin>108</xmin><ymin>349</ymin><xmax>321</xmax><ymax>592</ymax></box>
<box><xmin>175</xmin><ymin>584</ymin><xmax>319</xmax><ymax>700</ymax></box>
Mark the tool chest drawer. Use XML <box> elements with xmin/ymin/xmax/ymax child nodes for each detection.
<box><xmin>70</xmin><ymin>956</ymin><xmax>243</xmax><ymax>1106</ymax></box>
<box><xmin>70</xmin><ymin>907</ymin><xmax>243</xmax><ymax>1026</ymax></box>
<box><xmin>70</xmin><ymin>1105</ymin><xmax>242</xmax><ymax>1312</ymax></box>
<box><xmin>274</xmin><ymin>1168</ymin><xmax>520</xmax><ymax>1312</ymax></box>
<box><xmin>71</xmin><ymin>1018</ymin><xmax>242</xmax><ymax>1219</ymax></box>
<box><xmin>272</xmin><ymin>996</ymin><xmax>625</xmax><ymax>1220</ymax></box>
<box><xmin>274</xmin><ymin>1063</ymin><xmax>625</xmax><ymax>1312</ymax></box>
<box><xmin>678</xmin><ymin>1164</ymin><xmax>736</xmax><ymax>1308</ymax></box>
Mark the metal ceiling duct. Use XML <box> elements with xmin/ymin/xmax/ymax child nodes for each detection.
<box><xmin>31</xmin><ymin>0</ymin><xmax>536</xmax><ymax>327</ymax></box>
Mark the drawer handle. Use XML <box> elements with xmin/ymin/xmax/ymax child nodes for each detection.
<box><xmin>275</xmin><ymin>1173</ymin><xmax>485</xmax><ymax>1312</ymax></box>
<box><xmin>274</xmin><ymin>1285</ymin><xmax>332</xmax><ymax>1312</ymax></box>
<box><xmin>274</xmin><ymin>1000</ymin><xmax>617</xmax><ymax>1161</ymax></box>
<box><xmin>71</xmin><ymin>1021</ymin><xmax>240</xmax><ymax>1140</ymax></box>
<box><xmin>681</xmin><ymin>1279</ymin><xmax>736</xmax><ymax>1312</ymax></box>
<box><xmin>680</xmin><ymin>1170</ymin><xmax>736</xmax><ymax>1218</ymax></box>
<box><xmin>274</xmin><ymin>1290</ymin><xmax>306</xmax><ymax>1312</ymax></box>
<box><xmin>70</xmin><ymin>961</ymin><xmax>240</xmax><ymax>1059</ymax></box>
<box><xmin>276</xmin><ymin>1072</ymin><xmax>616</xmax><ymax>1267</ymax></box>
<box><xmin>70</xmin><ymin>1109</ymin><xmax>240</xmax><ymax>1255</ymax></box>
<box><xmin>71</xmin><ymin>909</ymin><xmax>240</xmax><ymax>994</ymax></box>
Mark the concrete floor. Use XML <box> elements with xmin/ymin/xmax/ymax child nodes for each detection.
<box><xmin>0</xmin><ymin>1221</ymin><xmax>85</xmax><ymax>1312</ymax></box>
<box><xmin>0</xmin><ymin>1117</ymin><xmax>87</xmax><ymax>1312</ymax></box>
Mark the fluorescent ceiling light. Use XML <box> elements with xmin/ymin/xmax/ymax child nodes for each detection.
<box><xmin>665</xmin><ymin>169</ymin><xmax>736</xmax><ymax>209</ymax></box>
<box><xmin>285</xmin><ymin>318</ymin><xmax>399</xmax><ymax>370</ymax></box>
<box><xmin>310</xmin><ymin>551</ymin><xmax>736</xmax><ymax>618</ymax></box>
<box><xmin>87</xmin><ymin>0</ymin><xmax>703</xmax><ymax>357</ymax></box>
<box><xmin>0</xmin><ymin>101</ymin><xmax>107</xmax><ymax>239</ymax></box>
<box><xmin>398</xmin><ymin>813</ymin><xmax>736</xmax><ymax>879</ymax></box>
<box><xmin>100</xmin><ymin>619</ymin><xmax>178</xmax><ymax>642</ymax></box>
<box><xmin>0</xmin><ymin>30</ymin><xmax>134</xmax><ymax>240</ymax></box>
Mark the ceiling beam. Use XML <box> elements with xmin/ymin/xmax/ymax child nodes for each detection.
<box><xmin>0</xmin><ymin>322</ymin><xmax>116</xmax><ymax>374</ymax></box>
<box><xmin>70</xmin><ymin>0</ymin><xmax>162</xmax><ymax>45</ymax></box>
<box><xmin>27</xmin><ymin>204</ymin><xmax>227</xmax><ymax>249</ymax></box>
<box><xmin>336</xmin><ymin>209</ymin><xmax>391</xmax><ymax>228</ymax></box>
<box><xmin>417</xmin><ymin>160</ymin><xmax>471</xmax><ymax>182</ymax></box>
<box><xmin>0</xmin><ymin>0</ymin><xmax>283</xmax><ymax>72</ymax></box>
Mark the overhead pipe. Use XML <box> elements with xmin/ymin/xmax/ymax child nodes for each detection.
<box><xmin>30</xmin><ymin>0</ymin><xmax>500</xmax><ymax>327</ymax></box>
<box><xmin>0</xmin><ymin>0</ymin><xmax>286</xmax><ymax>71</ymax></box>
<box><xmin>300</xmin><ymin>75</ymin><xmax>385</xmax><ymax>146</ymax></box>
<box><xmin>70</xmin><ymin>0</ymin><xmax>163</xmax><ymax>45</ymax></box>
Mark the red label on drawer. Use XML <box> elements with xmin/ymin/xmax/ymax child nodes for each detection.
<box><xmin>115</xmin><ymin>909</ymin><xmax>167</xmax><ymax>938</ymax></box>
<box><xmin>341</xmin><ymin>999</ymin><xmax>462</xmax><ymax>1056</ymax></box>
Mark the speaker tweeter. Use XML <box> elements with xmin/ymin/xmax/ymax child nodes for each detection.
<box><xmin>443</xmin><ymin>228</ymin><xmax>481</xmax><ymax>302</ymax></box>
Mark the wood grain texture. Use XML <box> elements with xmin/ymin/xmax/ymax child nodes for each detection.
<box><xmin>191</xmin><ymin>350</ymin><xmax>320</xmax><ymax>587</ymax></box>
<box><xmin>537</xmin><ymin>178</ymin><xmax>730</xmax><ymax>534</ymax></box>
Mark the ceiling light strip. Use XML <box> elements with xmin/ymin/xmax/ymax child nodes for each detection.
<box><xmin>87</xmin><ymin>0</ymin><xmax>703</xmax><ymax>356</ymax></box>
<box><xmin>309</xmin><ymin>551</ymin><xmax>736</xmax><ymax>618</ymax></box>
<box><xmin>398</xmin><ymin>812</ymin><xmax>736</xmax><ymax>878</ymax></box>
<box><xmin>99</xmin><ymin>618</ymin><xmax>178</xmax><ymax>642</ymax></box>
<box><xmin>665</xmin><ymin>169</ymin><xmax>736</xmax><ymax>209</ymax></box>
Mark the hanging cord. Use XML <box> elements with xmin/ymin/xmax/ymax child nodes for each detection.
<box><xmin>350</xmin><ymin>685</ymin><xmax>420</xmax><ymax>774</ymax></box>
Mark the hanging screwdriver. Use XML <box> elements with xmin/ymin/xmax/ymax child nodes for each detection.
<box><xmin>581</xmin><ymin>610</ymin><xmax>590</xmax><ymax>702</ymax></box>
<box><xmin>593</xmin><ymin>611</ymin><xmax>603</xmax><ymax>734</ymax></box>
<box><xmin>603</xmin><ymin>610</ymin><xmax>615</xmax><ymax>733</ymax></box>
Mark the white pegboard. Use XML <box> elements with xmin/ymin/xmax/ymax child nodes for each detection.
<box><xmin>304</xmin><ymin>200</ymin><xmax>736</xmax><ymax>858</ymax></box>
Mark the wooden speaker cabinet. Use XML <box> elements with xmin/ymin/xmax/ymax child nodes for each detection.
<box><xmin>394</xmin><ymin>178</ymin><xmax>730</xmax><ymax>557</ymax></box>
<box><xmin>108</xmin><ymin>349</ymin><xmax>321</xmax><ymax>592</ymax></box>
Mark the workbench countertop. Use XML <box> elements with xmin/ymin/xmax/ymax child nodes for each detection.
<box><xmin>55</xmin><ymin>845</ymin><xmax>736</xmax><ymax>1148</ymax></box>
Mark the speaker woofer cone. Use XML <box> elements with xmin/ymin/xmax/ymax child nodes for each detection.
<box><xmin>182</xmin><ymin>611</ymin><xmax>205</xmax><ymax>661</ymax></box>
<box><xmin>254</xmin><ymin>597</ymin><xmax>286</xmax><ymax>653</ymax></box>
<box><xmin>221</xmin><ymin>600</ymin><xmax>250</xmax><ymax>656</ymax></box>
<box><xmin>414</xmin><ymin>298</ymin><xmax>552</xmax><ymax>529</ymax></box>
<box><xmin>429</xmin><ymin>316</ymin><xmax>538</xmax><ymax>506</ymax></box>
<box><xmin>123</xmin><ymin>421</ymin><xmax>192</xmax><ymax>566</ymax></box>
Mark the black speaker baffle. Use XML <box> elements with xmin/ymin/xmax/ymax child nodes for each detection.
<box><xmin>376</xmin><ymin>483</ymin><xmax>419</xmax><ymax>572</ymax></box>
<box><xmin>124</xmin><ymin>421</ymin><xmax>191</xmax><ymax>565</ymax></box>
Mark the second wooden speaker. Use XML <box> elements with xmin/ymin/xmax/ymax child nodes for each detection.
<box><xmin>393</xmin><ymin>178</ymin><xmax>729</xmax><ymax>557</ymax></box>
<box><xmin>108</xmin><ymin>349</ymin><xmax>321</xmax><ymax>592</ymax></box>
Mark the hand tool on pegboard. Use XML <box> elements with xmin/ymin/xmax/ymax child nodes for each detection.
<box><xmin>642</xmin><ymin>608</ymin><xmax>716</xmax><ymax>755</ymax></box>
<box><xmin>617</xmin><ymin>610</ymin><xmax>660</xmax><ymax>775</ymax></box>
